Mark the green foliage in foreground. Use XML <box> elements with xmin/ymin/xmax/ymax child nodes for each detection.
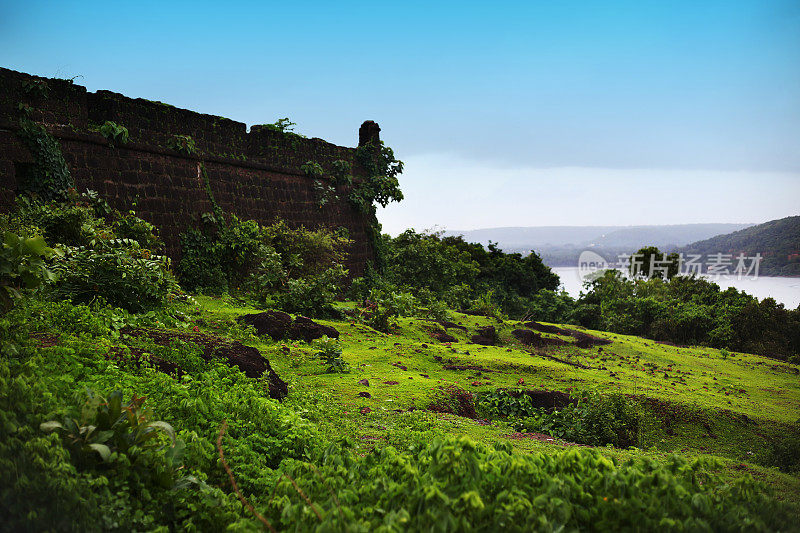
<box><xmin>0</xmin><ymin>295</ymin><xmax>795</xmax><ymax>531</ymax></box>
<box><xmin>0</xmin><ymin>231</ymin><xmax>57</xmax><ymax>313</ymax></box>
<box><xmin>267</xmin><ymin>439</ymin><xmax>791</xmax><ymax>532</ymax></box>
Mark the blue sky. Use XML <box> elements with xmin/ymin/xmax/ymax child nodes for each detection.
<box><xmin>2</xmin><ymin>0</ymin><xmax>798</xmax><ymax>233</ymax></box>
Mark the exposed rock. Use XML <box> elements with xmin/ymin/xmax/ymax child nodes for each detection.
<box><xmin>237</xmin><ymin>311</ymin><xmax>339</xmax><ymax>343</ymax></box>
<box><xmin>512</xmin><ymin>329</ymin><xmax>543</xmax><ymax>346</ymax></box>
<box><xmin>431</xmin><ymin>331</ymin><xmax>457</xmax><ymax>343</ymax></box>
<box><xmin>358</xmin><ymin>379</ymin><xmax>370</xmax><ymax>386</ymax></box>
<box><xmin>120</xmin><ymin>328</ymin><xmax>288</xmax><ymax>400</ymax></box>
<box><xmin>523</xmin><ymin>321</ymin><xmax>612</xmax><ymax>348</ymax></box>
<box><xmin>437</xmin><ymin>320</ymin><xmax>467</xmax><ymax>331</ymax></box>
<box><xmin>471</xmin><ymin>325</ymin><xmax>498</xmax><ymax>346</ymax></box>
<box><xmin>570</xmin><ymin>331</ymin><xmax>613</xmax><ymax>348</ymax></box>
<box><xmin>524</xmin><ymin>322</ymin><xmax>569</xmax><ymax>335</ymax></box>
<box><xmin>358</xmin><ymin>391</ymin><xmax>372</xmax><ymax>398</ymax></box>
<box><xmin>289</xmin><ymin>316</ymin><xmax>340</xmax><ymax>342</ymax></box>
<box><xmin>238</xmin><ymin>310</ymin><xmax>293</xmax><ymax>340</ymax></box>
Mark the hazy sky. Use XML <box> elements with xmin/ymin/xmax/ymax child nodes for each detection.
<box><xmin>2</xmin><ymin>1</ymin><xmax>798</xmax><ymax>234</ymax></box>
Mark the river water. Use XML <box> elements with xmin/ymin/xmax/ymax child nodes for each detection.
<box><xmin>551</xmin><ymin>266</ymin><xmax>800</xmax><ymax>310</ymax></box>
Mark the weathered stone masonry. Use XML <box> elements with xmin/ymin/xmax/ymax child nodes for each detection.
<box><xmin>0</xmin><ymin>67</ymin><xmax>383</xmax><ymax>276</ymax></box>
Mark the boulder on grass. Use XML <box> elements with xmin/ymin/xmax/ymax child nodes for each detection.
<box><xmin>238</xmin><ymin>311</ymin><xmax>292</xmax><ymax>340</ymax></box>
<box><xmin>237</xmin><ymin>312</ymin><xmax>339</xmax><ymax>342</ymax></box>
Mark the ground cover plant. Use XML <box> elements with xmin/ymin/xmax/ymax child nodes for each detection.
<box><xmin>1</xmin><ymin>191</ymin><xmax>799</xmax><ymax>530</ymax></box>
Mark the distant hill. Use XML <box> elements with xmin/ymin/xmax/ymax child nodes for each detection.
<box><xmin>444</xmin><ymin>224</ymin><xmax>751</xmax><ymax>249</ymax></box>
<box><xmin>679</xmin><ymin>216</ymin><xmax>800</xmax><ymax>277</ymax></box>
<box><xmin>443</xmin><ymin>224</ymin><xmax>753</xmax><ymax>266</ymax></box>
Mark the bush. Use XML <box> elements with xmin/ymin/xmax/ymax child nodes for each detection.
<box><xmin>111</xmin><ymin>209</ymin><xmax>162</xmax><ymax>251</ymax></box>
<box><xmin>760</xmin><ymin>421</ymin><xmax>800</xmax><ymax>473</ymax></box>
<box><xmin>51</xmin><ymin>240</ymin><xmax>180</xmax><ymax>313</ymax></box>
<box><xmin>262</xmin><ymin>437</ymin><xmax>792</xmax><ymax>531</ymax></box>
<box><xmin>0</xmin><ymin>231</ymin><xmax>57</xmax><ymax>313</ymax></box>
<box><xmin>273</xmin><ymin>264</ymin><xmax>346</xmax><ymax>317</ymax></box>
<box><xmin>578</xmin><ymin>269</ymin><xmax>800</xmax><ymax>360</ymax></box>
<box><xmin>515</xmin><ymin>391</ymin><xmax>640</xmax><ymax>447</ymax></box>
<box><xmin>40</xmin><ymin>389</ymin><xmax>183</xmax><ymax>480</ymax></box>
<box><xmin>179</xmin><ymin>216</ymin><xmax>350</xmax><ymax>316</ymax></box>
<box><xmin>375</xmin><ymin>230</ymin><xmax>560</xmax><ymax>319</ymax></box>
<box><xmin>476</xmin><ymin>389</ymin><xmax>539</xmax><ymax>419</ymax></box>
<box><xmin>6</xmin><ymin>194</ymin><xmax>179</xmax><ymax>313</ymax></box>
<box><xmin>464</xmin><ymin>290</ymin><xmax>505</xmax><ymax>320</ymax></box>
<box><xmin>357</xmin><ymin>288</ymin><xmax>416</xmax><ymax>332</ymax></box>
<box><xmin>313</xmin><ymin>336</ymin><xmax>348</xmax><ymax>373</ymax></box>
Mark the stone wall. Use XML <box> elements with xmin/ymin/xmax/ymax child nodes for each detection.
<box><xmin>0</xmin><ymin>67</ymin><xmax>382</xmax><ymax>276</ymax></box>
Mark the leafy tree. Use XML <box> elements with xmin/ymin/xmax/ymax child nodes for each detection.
<box><xmin>629</xmin><ymin>246</ymin><xmax>680</xmax><ymax>279</ymax></box>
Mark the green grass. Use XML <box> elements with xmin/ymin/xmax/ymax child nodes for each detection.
<box><xmin>188</xmin><ymin>296</ymin><xmax>800</xmax><ymax>512</ymax></box>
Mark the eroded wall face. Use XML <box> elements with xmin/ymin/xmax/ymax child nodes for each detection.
<box><xmin>0</xmin><ymin>67</ymin><xmax>378</xmax><ymax>276</ymax></box>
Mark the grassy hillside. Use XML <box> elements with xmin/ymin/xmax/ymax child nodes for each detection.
<box><xmin>680</xmin><ymin>216</ymin><xmax>800</xmax><ymax>277</ymax></box>
<box><xmin>3</xmin><ymin>191</ymin><xmax>798</xmax><ymax>530</ymax></box>
<box><xmin>3</xmin><ymin>293</ymin><xmax>800</xmax><ymax>530</ymax></box>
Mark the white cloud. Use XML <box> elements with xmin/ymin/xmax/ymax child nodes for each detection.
<box><xmin>377</xmin><ymin>153</ymin><xmax>800</xmax><ymax>235</ymax></box>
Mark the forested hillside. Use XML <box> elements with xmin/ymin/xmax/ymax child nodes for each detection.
<box><xmin>680</xmin><ymin>216</ymin><xmax>800</xmax><ymax>277</ymax></box>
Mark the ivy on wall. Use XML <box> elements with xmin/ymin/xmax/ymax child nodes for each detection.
<box><xmin>15</xmin><ymin>117</ymin><xmax>74</xmax><ymax>201</ymax></box>
<box><xmin>351</xmin><ymin>141</ymin><xmax>404</xmax><ymax>271</ymax></box>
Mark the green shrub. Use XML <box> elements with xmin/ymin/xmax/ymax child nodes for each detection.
<box><xmin>9</xmin><ymin>298</ymin><xmax>111</xmax><ymax>337</ymax></box>
<box><xmin>0</xmin><ymin>231</ymin><xmax>57</xmax><ymax>313</ymax></box>
<box><xmin>760</xmin><ymin>421</ymin><xmax>800</xmax><ymax>473</ymax></box>
<box><xmin>111</xmin><ymin>209</ymin><xmax>161</xmax><ymax>251</ymax></box>
<box><xmin>0</xmin><ymin>355</ymin><xmax>245</xmax><ymax>531</ymax></box>
<box><xmin>98</xmin><ymin>121</ymin><xmax>129</xmax><ymax>146</ymax></box>
<box><xmin>465</xmin><ymin>290</ymin><xmax>506</xmax><ymax>320</ymax></box>
<box><xmin>578</xmin><ymin>269</ymin><xmax>800</xmax><ymax>361</ymax></box>
<box><xmin>424</xmin><ymin>298</ymin><xmax>451</xmax><ymax>322</ymax></box>
<box><xmin>515</xmin><ymin>391</ymin><xmax>640</xmax><ymax>447</ymax></box>
<box><xmin>357</xmin><ymin>288</ymin><xmax>416</xmax><ymax>332</ymax></box>
<box><xmin>262</xmin><ymin>437</ymin><xmax>792</xmax><ymax>531</ymax></box>
<box><xmin>477</xmin><ymin>389</ymin><xmax>539</xmax><ymax>419</ymax></box>
<box><xmin>273</xmin><ymin>264</ymin><xmax>346</xmax><ymax>317</ymax></box>
<box><xmin>179</xmin><ymin>216</ymin><xmax>350</xmax><ymax>316</ymax></box>
<box><xmin>16</xmin><ymin>198</ymin><xmax>100</xmax><ymax>247</ymax></box>
<box><xmin>9</xmin><ymin>194</ymin><xmax>177</xmax><ymax>313</ymax></box>
<box><xmin>132</xmin><ymin>337</ymin><xmax>211</xmax><ymax>374</ymax></box>
<box><xmin>40</xmin><ymin>390</ymin><xmax>183</xmax><ymax>478</ymax></box>
<box><xmin>376</xmin><ymin>230</ymin><xmax>560</xmax><ymax>320</ymax></box>
<box><xmin>51</xmin><ymin>240</ymin><xmax>180</xmax><ymax>313</ymax></box>
<box><xmin>313</xmin><ymin>336</ymin><xmax>348</xmax><ymax>373</ymax></box>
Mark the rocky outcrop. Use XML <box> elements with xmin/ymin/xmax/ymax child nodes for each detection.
<box><xmin>238</xmin><ymin>311</ymin><xmax>339</xmax><ymax>342</ymax></box>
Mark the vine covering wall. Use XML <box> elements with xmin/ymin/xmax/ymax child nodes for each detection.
<box><xmin>0</xmin><ymin>67</ymin><xmax>387</xmax><ymax>276</ymax></box>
